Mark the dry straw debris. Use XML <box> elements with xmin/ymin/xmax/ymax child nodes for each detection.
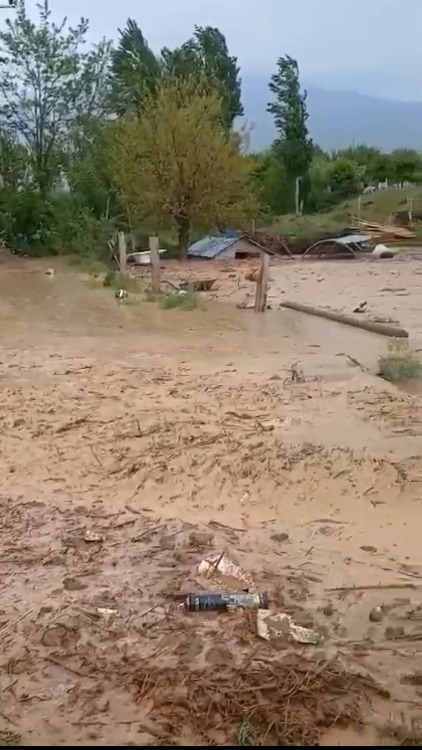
<box><xmin>133</xmin><ymin>656</ymin><xmax>387</xmax><ymax>746</ymax></box>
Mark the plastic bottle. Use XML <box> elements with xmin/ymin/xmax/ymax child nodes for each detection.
<box><xmin>184</xmin><ymin>592</ymin><xmax>269</xmax><ymax>612</ymax></box>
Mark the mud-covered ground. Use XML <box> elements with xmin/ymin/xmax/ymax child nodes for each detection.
<box><xmin>0</xmin><ymin>255</ymin><xmax>422</xmax><ymax>745</ymax></box>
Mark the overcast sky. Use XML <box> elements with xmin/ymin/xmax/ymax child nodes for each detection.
<box><xmin>18</xmin><ymin>0</ymin><xmax>422</xmax><ymax>100</ymax></box>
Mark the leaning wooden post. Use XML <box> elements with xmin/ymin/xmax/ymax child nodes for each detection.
<box><xmin>118</xmin><ymin>231</ymin><xmax>127</xmax><ymax>274</ymax></box>
<box><xmin>254</xmin><ymin>250</ymin><xmax>269</xmax><ymax>312</ymax></box>
<box><xmin>149</xmin><ymin>234</ymin><xmax>161</xmax><ymax>293</ymax></box>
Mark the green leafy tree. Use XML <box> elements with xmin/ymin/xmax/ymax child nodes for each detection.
<box><xmin>0</xmin><ymin>0</ymin><xmax>111</xmax><ymax>196</ymax></box>
<box><xmin>109</xmin><ymin>19</ymin><xmax>161</xmax><ymax>115</ymax></box>
<box><xmin>251</xmin><ymin>147</ymin><xmax>289</xmax><ymax>215</ymax></box>
<box><xmin>66</xmin><ymin>118</ymin><xmax>118</xmax><ymax>219</ymax></box>
<box><xmin>267</xmin><ymin>55</ymin><xmax>313</xmax><ymax>211</ymax></box>
<box><xmin>335</xmin><ymin>145</ymin><xmax>394</xmax><ymax>184</ymax></box>
<box><xmin>162</xmin><ymin>26</ymin><xmax>243</xmax><ymax>131</ymax></box>
<box><xmin>327</xmin><ymin>157</ymin><xmax>361</xmax><ymax>199</ymax></box>
<box><xmin>0</xmin><ymin>135</ymin><xmax>28</xmax><ymax>190</ymax></box>
<box><xmin>113</xmin><ymin>78</ymin><xmax>255</xmax><ymax>259</ymax></box>
<box><xmin>391</xmin><ymin>149</ymin><xmax>421</xmax><ymax>183</ymax></box>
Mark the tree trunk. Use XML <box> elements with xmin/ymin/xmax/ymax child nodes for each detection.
<box><xmin>177</xmin><ymin>215</ymin><xmax>190</xmax><ymax>261</ymax></box>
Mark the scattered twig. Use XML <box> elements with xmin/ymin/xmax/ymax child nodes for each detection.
<box><xmin>0</xmin><ymin>708</ymin><xmax>16</xmax><ymax>725</ymax></box>
<box><xmin>124</xmin><ymin>503</ymin><xmax>142</xmax><ymax>516</ymax></box>
<box><xmin>225</xmin><ymin>410</ymin><xmax>264</xmax><ymax>420</ymax></box>
<box><xmin>329</xmin><ymin>583</ymin><xmax>418</xmax><ymax>592</ymax></box>
<box><xmin>209</xmin><ymin>520</ymin><xmax>247</xmax><ymax>533</ymax></box>
<box><xmin>110</xmin><ymin>518</ymin><xmax>136</xmax><ymax>530</ymax></box>
<box><xmin>89</xmin><ymin>445</ymin><xmax>103</xmax><ymax>467</ymax></box>
<box><xmin>210</xmin><ymin>549</ymin><xmax>226</xmax><ymax>576</ymax></box>
<box><xmin>1</xmin><ymin>679</ymin><xmax>18</xmax><ymax>694</ymax></box>
<box><xmin>56</xmin><ymin>416</ymin><xmax>89</xmax><ymax>434</ymax></box>
<box><xmin>43</xmin><ymin>656</ymin><xmax>87</xmax><ymax>678</ymax></box>
<box><xmin>72</xmin><ymin>719</ymin><xmax>168</xmax><ymax>737</ymax></box>
<box><xmin>0</xmin><ymin>608</ymin><xmax>34</xmax><ymax>638</ymax></box>
<box><xmin>131</xmin><ymin>524</ymin><xmax>162</xmax><ymax>543</ymax></box>
<box><xmin>306</xmin><ymin>518</ymin><xmax>345</xmax><ymax>525</ymax></box>
<box><xmin>346</xmin><ymin>354</ymin><xmax>370</xmax><ymax>374</ymax></box>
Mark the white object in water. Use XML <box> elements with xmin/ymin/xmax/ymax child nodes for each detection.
<box><xmin>372</xmin><ymin>243</ymin><xmax>389</xmax><ymax>258</ymax></box>
<box><xmin>127</xmin><ymin>249</ymin><xmax>167</xmax><ymax>266</ymax></box>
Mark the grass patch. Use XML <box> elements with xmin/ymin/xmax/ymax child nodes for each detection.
<box><xmin>235</xmin><ymin>721</ymin><xmax>255</xmax><ymax>746</ymax></box>
<box><xmin>143</xmin><ymin>289</ymin><xmax>201</xmax><ymax>310</ymax></box>
<box><xmin>66</xmin><ymin>254</ymin><xmax>107</xmax><ymax>274</ymax></box>
<box><xmin>159</xmin><ymin>291</ymin><xmax>201</xmax><ymax>310</ymax></box>
<box><xmin>143</xmin><ymin>291</ymin><xmax>161</xmax><ymax>303</ymax></box>
<box><xmin>102</xmin><ymin>271</ymin><xmax>140</xmax><ymax>293</ymax></box>
<box><xmin>266</xmin><ymin>186</ymin><xmax>422</xmax><ymax>241</ymax></box>
<box><xmin>378</xmin><ymin>342</ymin><xmax>422</xmax><ymax>383</ymax></box>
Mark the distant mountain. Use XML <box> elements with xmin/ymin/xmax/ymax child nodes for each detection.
<box><xmin>242</xmin><ymin>73</ymin><xmax>422</xmax><ymax>152</ymax></box>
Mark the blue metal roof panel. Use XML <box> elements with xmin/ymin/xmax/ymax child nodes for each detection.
<box><xmin>188</xmin><ymin>231</ymin><xmax>241</xmax><ymax>259</ymax></box>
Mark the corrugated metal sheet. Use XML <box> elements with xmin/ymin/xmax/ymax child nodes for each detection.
<box><xmin>336</xmin><ymin>233</ymin><xmax>372</xmax><ymax>245</ymax></box>
<box><xmin>188</xmin><ymin>231</ymin><xmax>241</xmax><ymax>259</ymax></box>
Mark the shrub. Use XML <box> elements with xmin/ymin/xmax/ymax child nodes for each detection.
<box><xmin>159</xmin><ymin>291</ymin><xmax>200</xmax><ymax>310</ymax></box>
<box><xmin>378</xmin><ymin>345</ymin><xmax>422</xmax><ymax>382</ymax></box>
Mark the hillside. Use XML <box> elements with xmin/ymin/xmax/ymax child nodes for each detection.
<box><xmin>266</xmin><ymin>187</ymin><xmax>422</xmax><ymax>242</ymax></box>
<box><xmin>242</xmin><ymin>74</ymin><xmax>422</xmax><ymax>151</ymax></box>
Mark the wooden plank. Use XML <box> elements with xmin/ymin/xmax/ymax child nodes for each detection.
<box><xmin>281</xmin><ymin>300</ymin><xmax>409</xmax><ymax>338</ymax></box>
<box><xmin>149</xmin><ymin>235</ymin><xmax>161</xmax><ymax>293</ymax></box>
<box><xmin>254</xmin><ymin>250</ymin><xmax>270</xmax><ymax>313</ymax></box>
<box><xmin>118</xmin><ymin>231</ymin><xmax>127</xmax><ymax>274</ymax></box>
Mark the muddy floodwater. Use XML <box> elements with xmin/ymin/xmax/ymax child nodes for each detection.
<box><xmin>0</xmin><ymin>255</ymin><xmax>421</xmax><ymax>746</ymax></box>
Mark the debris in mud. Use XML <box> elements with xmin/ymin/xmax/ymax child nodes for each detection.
<box><xmin>133</xmin><ymin>656</ymin><xmax>386</xmax><ymax>746</ymax></box>
<box><xmin>0</xmin><ymin>730</ymin><xmax>21</xmax><ymax>746</ymax></box>
<box><xmin>369</xmin><ymin>605</ymin><xmax>384</xmax><ymax>623</ymax></box>
<box><xmin>188</xmin><ymin>531</ymin><xmax>213</xmax><ymax>548</ymax></box>
<box><xmin>400</xmin><ymin>670</ymin><xmax>422</xmax><ymax>686</ymax></box>
<box><xmin>63</xmin><ymin>576</ymin><xmax>87</xmax><ymax>591</ymax></box>
<box><xmin>270</xmin><ymin>531</ymin><xmax>289</xmax><ymax>543</ymax></box>
<box><xmin>83</xmin><ymin>529</ymin><xmax>103</xmax><ymax>543</ymax></box>
<box><xmin>257</xmin><ymin>609</ymin><xmax>324</xmax><ymax>645</ymax></box>
<box><xmin>384</xmin><ymin>625</ymin><xmax>405</xmax><ymax>640</ymax></box>
<box><xmin>322</xmin><ymin>602</ymin><xmax>334</xmax><ymax>617</ymax></box>
<box><xmin>288</xmin><ymin>361</ymin><xmax>305</xmax><ymax>383</ymax></box>
<box><xmin>381</xmin><ymin>721</ymin><xmax>422</xmax><ymax>747</ymax></box>
<box><xmin>198</xmin><ymin>552</ymin><xmax>255</xmax><ymax>590</ymax></box>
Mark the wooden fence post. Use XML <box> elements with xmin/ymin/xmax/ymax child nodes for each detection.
<box><xmin>118</xmin><ymin>231</ymin><xmax>127</xmax><ymax>274</ymax></box>
<box><xmin>254</xmin><ymin>250</ymin><xmax>269</xmax><ymax>313</ymax></box>
<box><xmin>149</xmin><ymin>234</ymin><xmax>161</xmax><ymax>293</ymax></box>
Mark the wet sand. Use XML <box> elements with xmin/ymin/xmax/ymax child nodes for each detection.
<box><xmin>0</xmin><ymin>255</ymin><xmax>421</xmax><ymax>745</ymax></box>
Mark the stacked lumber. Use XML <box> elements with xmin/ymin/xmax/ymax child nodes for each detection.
<box><xmin>349</xmin><ymin>217</ymin><xmax>415</xmax><ymax>241</ymax></box>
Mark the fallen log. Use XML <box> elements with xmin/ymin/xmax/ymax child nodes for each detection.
<box><xmin>280</xmin><ymin>300</ymin><xmax>409</xmax><ymax>338</ymax></box>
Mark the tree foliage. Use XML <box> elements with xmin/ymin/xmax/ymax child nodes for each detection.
<box><xmin>267</xmin><ymin>55</ymin><xmax>313</xmax><ymax>209</ymax></box>
<box><xmin>0</xmin><ymin>0</ymin><xmax>110</xmax><ymax>195</ymax></box>
<box><xmin>162</xmin><ymin>26</ymin><xmax>243</xmax><ymax>131</ymax></box>
<box><xmin>327</xmin><ymin>157</ymin><xmax>361</xmax><ymax>199</ymax></box>
<box><xmin>110</xmin><ymin>19</ymin><xmax>161</xmax><ymax>114</ymax></box>
<box><xmin>110</xmin><ymin>22</ymin><xmax>243</xmax><ymax>133</ymax></box>
<box><xmin>113</xmin><ymin>78</ymin><xmax>255</xmax><ymax>258</ymax></box>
